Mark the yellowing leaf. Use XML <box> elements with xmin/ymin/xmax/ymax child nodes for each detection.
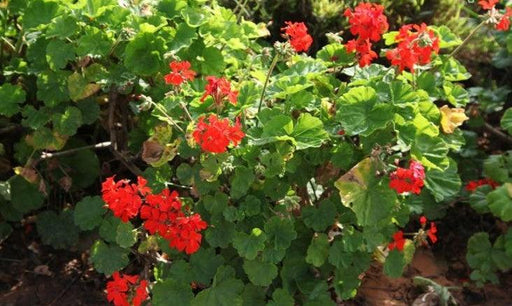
<box><xmin>440</xmin><ymin>105</ymin><xmax>468</xmax><ymax>134</ymax></box>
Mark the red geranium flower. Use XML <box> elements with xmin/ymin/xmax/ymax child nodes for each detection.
<box><xmin>164</xmin><ymin>61</ymin><xmax>196</xmax><ymax>86</ymax></box>
<box><xmin>478</xmin><ymin>0</ymin><xmax>499</xmax><ymax>10</ymax></box>
<box><xmin>465</xmin><ymin>178</ymin><xmax>500</xmax><ymax>192</ymax></box>
<box><xmin>419</xmin><ymin>215</ymin><xmax>427</xmax><ymax>226</ymax></box>
<box><xmin>101</xmin><ymin>176</ymin><xmax>151</xmax><ymax>222</ymax></box>
<box><xmin>140</xmin><ymin>189</ymin><xmax>207</xmax><ymax>255</ymax></box>
<box><xmin>496</xmin><ymin>7</ymin><xmax>512</xmax><ymax>31</ymax></box>
<box><xmin>281</xmin><ymin>21</ymin><xmax>313</xmax><ymax>52</ymax></box>
<box><xmin>389</xmin><ymin>160</ymin><xmax>425</xmax><ymax>195</ymax></box>
<box><xmin>389</xmin><ymin>230</ymin><xmax>406</xmax><ymax>251</ymax></box>
<box><xmin>200</xmin><ymin>76</ymin><xmax>238</xmax><ymax>106</ymax></box>
<box><xmin>106</xmin><ymin>272</ymin><xmax>148</xmax><ymax>306</ymax></box>
<box><xmin>192</xmin><ymin>114</ymin><xmax>245</xmax><ymax>153</ymax></box>
<box><xmin>346</xmin><ymin>37</ymin><xmax>378</xmax><ymax>67</ymax></box>
<box><xmin>386</xmin><ymin>23</ymin><xmax>439</xmax><ymax>72</ymax></box>
<box><xmin>344</xmin><ymin>2</ymin><xmax>389</xmax><ymax>42</ymax></box>
<box><xmin>427</xmin><ymin>222</ymin><xmax>438</xmax><ymax>244</ymax></box>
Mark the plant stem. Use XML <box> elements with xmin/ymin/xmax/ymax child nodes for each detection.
<box><xmin>449</xmin><ymin>19</ymin><xmax>487</xmax><ymax>58</ymax></box>
<box><xmin>40</xmin><ymin>141</ymin><xmax>112</xmax><ymax>159</ymax></box>
<box><xmin>256</xmin><ymin>54</ymin><xmax>279</xmax><ymax>127</ymax></box>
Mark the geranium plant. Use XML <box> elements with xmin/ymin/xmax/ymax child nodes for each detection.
<box><xmin>0</xmin><ymin>0</ymin><xmax>511</xmax><ymax>305</ymax></box>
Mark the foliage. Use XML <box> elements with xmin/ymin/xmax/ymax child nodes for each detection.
<box><xmin>0</xmin><ymin>0</ymin><xmax>511</xmax><ymax>305</ymax></box>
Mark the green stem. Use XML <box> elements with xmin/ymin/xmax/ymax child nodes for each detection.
<box><xmin>256</xmin><ymin>54</ymin><xmax>279</xmax><ymax>127</ymax></box>
<box><xmin>449</xmin><ymin>18</ymin><xmax>487</xmax><ymax>58</ymax></box>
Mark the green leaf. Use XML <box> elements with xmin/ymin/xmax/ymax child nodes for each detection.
<box><xmin>261</xmin><ymin>114</ymin><xmax>294</xmax><ymax>137</ymax></box>
<box><xmin>466</xmin><ymin>232</ymin><xmax>498</xmax><ymax>285</ymax></box>
<box><xmin>424</xmin><ymin>158</ymin><xmax>461</xmax><ymax>202</ymax></box>
<box><xmin>73</xmin><ymin>196</ymin><xmax>106</xmax><ymax>230</ymax></box>
<box><xmin>124</xmin><ymin>32</ymin><xmax>166</xmax><ymax>76</ymax></box>
<box><xmin>240</xmin><ymin>195</ymin><xmax>261</xmax><ymax>217</ymax></box>
<box><xmin>302</xmin><ymin>199</ymin><xmax>336</xmax><ymax>232</ymax></box>
<box><xmin>191</xmin><ymin>266</ymin><xmax>244</xmax><ymax>306</ymax></box>
<box><xmin>333</xmin><ymin>266</ymin><xmax>361</xmax><ymax>300</ymax></box>
<box><xmin>441</xmin><ymin>57</ymin><xmax>471</xmax><ymax>81</ymax></box>
<box><xmin>90</xmin><ymin>240</ymin><xmax>129</xmax><ymax>275</ymax></box>
<box><xmin>306</xmin><ymin>233</ymin><xmax>329</xmax><ymax>267</ymax></box>
<box><xmin>411</xmin><ymin>134</ymin><xmax>449</xmax><ymax>170</ymax></box>
<box><xmin>264</xmin><ymin>216</ymin><xmax>297</xmax><ymax>250</ymax></box>
<box><xmin>375</xmin><ymin>81</ymin><xmax>417</xmax><ymax>105</ymax></box>
<box><xmin>76</xmin><ymin>26</ymin><xmax>113</xmax><ymax>57</ymax></box>
<box><xmin>9</xmin><ymin>175</ymin><xmax>44</xmax><ymax>214</ymax></box>
<box><xmin>242</xmin><ymin>284</ymin><xmax>266</xmax><ymax>306</ymax></box>
<box><xmin>468</xmin><ymin>185</ymin><xmax>492</xmax><ymax>214</ymax></box>
<box><xmin>37</xmin><ymin>71</ymin><xmax>70</xmax><ymax>107</ymax></box>
<box><xmin>99</xmin><ymin>215</ymin><xmax>121</xmax><ymax>243</ymax></box>
<box><xmin>335</xmin><ymin>158</ymin><xmax>396</xmax><ymax>226</ymax></box>
<box><xmin>203</xmin><ymin>192</ymin><xmax>229</xmax><ymax>216</ymax></box>
<box><xmin>37</xmin><ymin>210</ymin><xmax>79</xmax><ymax>249</ymax></box>
<box><xmin>181</xmin><ymin>7</ymin><xmax>207</xmax><ymax>27</ymax></box>
<box><xmin>292</xmin><ymin>113</ymin><xmax>329</xmax><ymax>150</ymax></box>
<box><xmin>384</xmin><ymin>249</ymin><xmax>406</xmax><ymax>278</ymax></box>
<box><xmin>230</xmin><ymin>167</ymin><xmax>255</xmax><ymax>200</ymax></box>
<box><xmin>267</xmin><ymin>288</ymin><xmax>294</xmax><ymax>306</ymax></box>
<box><xmin>501</xmin><ymin>108</ymin><xmax>512</xmax><ymax>135</ymax></box>
<box><xmin>317</xmin><ymin>44</ymin><xmax>354</xmax><ymax>66</ymax></box>
<box><xmin>190</xmin><ymin>247</ymin><xmax>225</xmax><ymax>285</ymax></box>
<box><xmin>52</xmin><ymin>106</ymin><xmax>83</xmax><ymax>136</ymax></box>
<box><xmin>199</xmin><ymin>47</ymin><xmax>226</xmax><ymax>75</ymax></box>
<box><xmin>152</xmin><ymin>279</ymin><xmax>193</xmax><ymax>306</ymax></box>
<box><xmin>337</xmin><ymin>86</ymin><xmax>394</xmax><ymax>136</ymax></box>
<box><xmin>22</xmin><ymin>105</ymin><xmax>51</xmax><ymax>129</ymax></box>
<box><xmin>205</xmin><ymin>219</ymin><xmax>235</xmax><ymax>248</ymax></box>
<box><xmin>487</xmin><ymin>184</ymin><xmax>512</xmax><ymax>222</ymax></box>
<box><xmin>0</xmin><ymin>83</ymin><xmax>26</xmax><ymax>117</ymax></box>
<box><xmin>68</xmin><ymin>72</ymin><xmax>101</xmax><ymax>102</ymax></box>
<box><xmin>23</xmin><ymin>0</ymin><xmax>61</xmax><ymax>29</ymax></box>
<box><xmin>158</xmin><ymin>0</ymin><xmax>188</xmax><ymax>19</ymax></box>
<box><xmin>433</xmin><ymin>25</ymin><xmax>462</xmax><ymax>49</ymax></box>
<box><xmin>116</xmin><ymin>221</ymin><xmax>137</xmax><ymax>248</ymax></box>
<box><xmin>483</xmin><ymin>154</ymin><xmax>510</xmax><ymax>183</ymax></box>
<box><xmin>169</xmin><ymin>23</ymin><xmax>197</xmax><ymax>52</ymax></box>
<box><xmin>443</xmin><ymin>81</ymin><xmax>469</xmax><ymax>107</ymax></box>
<box><xmin>77</xmin><ymin>98</ymin><xmax>101</xmax><ymax>125</ymax></box>
<box><xmin>46</xmin><ymin>15</ymin><xmax>79</xmax><ymax>38</ymax></box>
<box><xmin>232</xmin><ymin>228</ymin><xmax>266</xmax><ymax>260</ymax></box>
<box><xmin>261</xmin><ymin>151</ymin><xmax>285</xmax><ymax>178</ymax></box>
<box><xmin>46</xmin><ymin>40</ymin><xmax>75</xmax><ymax>70</ymax></box>
<box><xmin>243</xmin><ymin>258</ymin><xmax>278</xmax><ymax>286</ymax></box>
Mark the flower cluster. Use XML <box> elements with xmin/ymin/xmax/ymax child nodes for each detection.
<box><xmin>281</xmin><ymin>21</ymin><xmax>313</xmax><ymax>53</ymax></box>
<box><xmin>102</xmin><ymin>176</ymin><xmax>207</xmax><ymax>254</ymax></box>
<box><xmin>465</xmin><ymin>178</ymin><xmax>500</xmax><ymax>192</ymax></box>
<box><xmin>192</xmin><ymin>114</ymin><xmax>245</xmax><ymax>153</ymax></box>
<box><xmin>388</xmin><ymin>230</ymin><xmax>405</xmax><ymax>251</ymax></box>
<box><xmin>389</xmin><ymin>160</ymin><xmax>425</xmax><ymax>195</ymax></box>
<box><xmin>388</xmin><ymin>216</ymin><xmax>438</xmax><ymax>252</ymax></box>
<box><xmin>106</xmin><ymin>272</ymin><xmax>148</xmax><ymax>306</ymax></box>
<box><xmin>386</xmin><ymin>23</ymin><xmax>439</xmax><ymax>72</ymax></box>
<box><xmin>101</xmin><ymin>176</ymin><xmax>151</xmax><ymax>222</ymax></box>
<box><xmin>140</xmin><ymin>189</ymin><xmax>207</xmax><ymax>254</ymax></box>
<box><xmin>200</xmin><ymin>76</ymin><xmax>238</xmax><ymax>106</ymax></box>
<box><xmin>344</xmin><ymin>2</ymin><xmax>388</xmax><ymax>67</ymax></box>
<box><xmin>419</xmin><ymin>216</ymin><xmax>438</xmax><ymax>244</ymax></box>
<box><xmin>164</xmin><ymin>61</ymin><xmax>196</xmax><ymax>86</ymax></box>
<box><xmin>479</xmin><ymin>0</ymin><xmax>512</xmax><ymax>31</ymax></box>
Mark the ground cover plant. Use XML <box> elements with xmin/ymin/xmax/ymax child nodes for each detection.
<box><xmin>0</xmin><ymin>0</ymin><xmax>511</xmax><ymax>305</ymax></box>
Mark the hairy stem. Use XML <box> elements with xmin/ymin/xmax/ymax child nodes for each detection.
<box><xmin>256</xmin><ymin>54</ymin><xmax>279</xmax><ymax>127</ymax></box>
